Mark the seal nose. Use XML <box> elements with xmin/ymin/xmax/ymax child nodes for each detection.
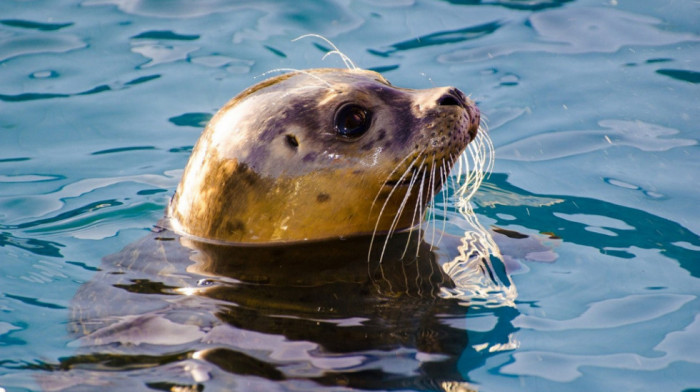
<box><xmin>437</xmin><ymin>87</ymin><xmax>480</xmax><ymax>141</ymax></box>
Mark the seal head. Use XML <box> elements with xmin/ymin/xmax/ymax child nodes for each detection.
<box><xmin>168</xmin><ymin>68</ymin><xmax>480</xmax><ymax>243</ymax></box>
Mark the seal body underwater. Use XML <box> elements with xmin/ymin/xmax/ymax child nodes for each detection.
<box><xmin>168</xmin><ymin>68</ymin><xmax>480</xmax><ymax>244</ymax></box>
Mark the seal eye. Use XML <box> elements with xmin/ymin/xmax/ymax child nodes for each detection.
<box><xmin>335</xmin><ymin>104</ymin><xmax>371</xmax><ymax>138</ymax></box>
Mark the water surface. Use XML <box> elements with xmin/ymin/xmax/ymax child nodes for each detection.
<box><xmin>1</xmin><ymin>0</ymin><xmax>698</xmax><ymax>391</ymax></box>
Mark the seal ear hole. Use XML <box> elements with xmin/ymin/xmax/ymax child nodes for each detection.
<box><xmin>285</xmin><ymin>134</ymin><xmax>299</xmax><ymax>149</ymax></box>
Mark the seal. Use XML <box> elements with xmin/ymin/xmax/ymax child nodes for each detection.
<box><xmin>168</xmin><ymin>67</ymin><xmax>481</xmax><ymax>243</ymax></box>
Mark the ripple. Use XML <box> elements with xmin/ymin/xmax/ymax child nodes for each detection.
<box><xmin>264</xmin><ymin>45</ymin><xmax>287</xmax><ymax>58</ymax></box>
<box><xmin>553</xmin><ymin>212</ymin><xmax>634</xmax><ymax>231</ymax></box>
<box><xmin>168</xmin><ymin>113</ymin><xmax>211</xmax><ymax>128</ymax></box>
<box><xmin>4</xmin><ymin>293</ymin><xmax>66</xmax><ymax>310</ymax></box>
<box><xmin>513</xmin><ymin>293</ymin><xmax>693</xmax><ymax>331</ymax></box>
<box><xmin>0</xmin><ymin>19</ymin><xmax>73</xmax><ymax>31</ymax></box>
<box><xmin>189</xmin><ymin>55</ymin><xmax>235</xmax><ymax>68</ymax></box>
<box><xmin>369</xmin><ymin>20</ymin><xmax>503</xmax><ymax>57</ymax></box>
<box><xmin>0</xmin><ymin>200</ymin><xmax>123</xmax><ymax>230</ymax></box>
<box><xmin>84</xmin><ymin>0</ymin><xmax>363</xmax><ymax>39</ymax></box>
<box><xmin>0</xmin><ymin>74</ymin><xmax>161</xmax><ymax>102</ymax></box>
<box><xmin>656</xmin><ymin>69</ymin><xmax>700</xmax><ymax>84</ymax></box>
<box><xmin>0</xmin><ymin>34</ymin><xmax>86</xmax><ymax>62</ymax></box>
<box><xmin>604</xmin><ymin>177</ymin><xmax>667</xmax><ymax>200</ymax></box>
<box><xmin>444</xmin><ymin>0</ymin><xmax>573</xmax><ymax>11</ymax></box>
<box><xmin>439</xmin><ymin>7</ymin><xmax>699</xmax><ymax>63</ymax></box>
<box><xmin>0</xmin><ymin>322</ymin><xmax>21</xmax><ymax>336</ymax></box>
<box><xmin>91</xmin><ymin>146</ymin><xmax>157</xmax><ymax>155</ymax></box>
<box><xmin>83</xmin><ymin>0</ymin><xmax>243</xmax><ymax>18</ymax></box>
<box><xmin>0</xmin><ymin>173</ymin><xmax>178</xmax><ymax>229</ymax></box>
<box><xmin>368</xmin><ymin>64</ymin><xmax>399</xmax><ymax>73</ymax></box>
<box><xmin>70</xmin><ymin>314</ymin><xmax>205</xmax><ymax>346</ymax></box>
<box><xmin>497</xmin><ymin>120</ymin><xmax>698</xmax><ymax>161</ymax></box>
<box><xmin>0</xmin><ymin>174</ymin><xmax>62</xmax><ymax>183</ymax></box>
<box><xmin>131</xmin><ymin>43</ymin><xmax>197</xmax><ymax>68</ymax></box>
<box><xmin>131</xmin><ymin>30</ymin><xmax>199</xmax><ymax>41</ymax></box>
<box><xmin>0</xmin><ymin>157</ymin><xmax>31</xmax><ymax>163</ymax></box>
<box><xmin>0</xmin><ymin>232</ymin><xmax>64</xmax><ymax>258</ymax></box>
<box><xmin>28</xmin><ymin>70</ymin><xmax>59</xmax><ymax>79</ymax></box>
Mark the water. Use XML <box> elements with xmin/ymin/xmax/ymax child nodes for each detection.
<box><xmin>1</xmin><ymin>0</ymin><xmax>698</xmax><ymax>391</ymax></box>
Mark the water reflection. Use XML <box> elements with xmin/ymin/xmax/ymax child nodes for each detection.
<box><xmin>59</xmin><ymin>228</ymin><xmax>517</xmax><ymax>391</ymax></box>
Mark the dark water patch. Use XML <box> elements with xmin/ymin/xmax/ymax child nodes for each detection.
<box><xmin>66</xmin><ymin>261</ymin><xmax>100</xmax><ymax>272</ymax></box>
<box><xmin>0</xmin><ymin>19</ymin><xmax>73</xmax><ymax>31</ymax></box>
<box><xmin>368</xmin><ymin>64</ymin><xmax>399</xmax><ymax>73</ymax></box>
<box><xmin>131</xmin><ymin>30</ymin><xmax>199</xmax><ymax>41</ymax></box>
<box><xmin>0</xmin><ymin>200</ymin><xmax>122</xmax><ymax>230</ymax></box>
<box><xmin>656</xmin><ymin>69</ymin><xmax>700</xmax><ymax>84</ymax></box>
<box><xmin>4</xmin><ymin>294</ymin><xmax>66</xmax><ymax>310</ymax></box>
<box><xmin>370</xmin><ymin>20</ymin><xmax>503</xmax><ymax>57</ymax></box>
<box><xmin>137</xmin><ymin>188</ymin><xmax>167</xmax><ymax>196</ymax></box>
<box><xmin>0</xmin><ymin>157</ymin><xmax>31</xmax><ymax>163</ymax></box>
<box><xmin>647</xmin><ymin>58</ymin><xmax>673</xmax><ymax>64</ymax></box>
<box><xmin>76</xmin><ymin>84</ymin><xmax>112</xmax><ymax>96</ymax></box>
<box><xmin>264</xmin><ymin>45</ymin><xmax>287</xmax><ymax>58</ymax></box>
<box><xmin>602</xmin><ymin>249</ymin><xmax>635</xmax><ymax>259</ymax></box>
<box><xmin>0</xmin><ymin>74</ymin><xmax>161</xmax><ymax>102</ymax></box>
<box><xmin>124</xmin><ymin>74</ymin><xmax>161</xmax><ymax>86</ymax></box>
<box><xmin>0</xmin><ymin>232</ymin><xmax>64</xmax><ymax>258</ymax></box>
<box><xmin>168</xmin><ymin>112</ymin><xmax>211</xmax><ymax>128</ymax></box>
<box><xmin>442</xmin><ymin>0</ymin><xmax>574</xmax><ymax>11</ymax></box>
<box><xmin>0</xmin><ymin>330</ymin><xmax>25</xmax><ymax>346</ymax></box>
<box><xmin>92</xmin><ymin>146</ymin><xmax>156</xmax><ymax>155</ymax></box>
<box><xmin>312</xmin><ymin>42</ymin><xmax>332</xmax><ymax>53</ymax></box>
<box><xmin>0</xmin><ymin>92</ymin><xmax>69</xmax><ymax>102</ymax></box>
<box><xmin>168</xmin><ymin>146</ymin><xmax>193</xmax><ymax>153</ymax></box>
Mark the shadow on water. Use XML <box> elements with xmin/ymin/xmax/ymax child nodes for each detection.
<box><xmin>39</xmin><ymin>228</ymin><xmax>517</xmax><ymax>391</ymax></box>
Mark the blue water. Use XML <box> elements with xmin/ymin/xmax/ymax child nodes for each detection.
<box><xmin>1</xmin><ymin>0</ymin><xmax>699</xmax><ymax>391</ymax></box>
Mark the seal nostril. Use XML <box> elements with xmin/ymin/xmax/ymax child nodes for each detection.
<box><xmin>437</xmin><ymin>95</ymin><xmax>461</xmax><ymax>107</ymax></box>
<box><xmin>437</xmin><ymin>88</ymin><xmax>467</xmax><ymax>108</ymax></box>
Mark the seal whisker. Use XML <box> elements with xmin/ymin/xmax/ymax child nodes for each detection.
<box><xmin>415</xmin><ymin>167</ymin><xmax>428</xmax><ymax>259</ymax></box>
<box><xmin>368</xmin><ymin>152</ymin><xmax>424</xmax><ymax>262</ymax></box>
<box><xmin>387</xmin><ymin>171</ymin><xmax>417</xmax><ymax>236</ymax></box>
<box><xmin>401</xmin><ymin>163</ymin><xmax>425</xmax><ymax>259</ymax></box>
<box><xmin>378</xmin><ymin>156</ymin><xmax>426</xmax><ymax>264</ymax></box>
<box><xmin>292</xmin><ymin>34</ymin><xmax>357</xmax><ymax>70</ymax></box>
<box><xmin>436</xmin><ymin>160</ymin><xmax>450</xmax><ymax>246</ymax></box>
<box><xmin>370</xmin><ymin>152</ymin><xmax>418</xmax><ymax>215</ymax></box>
<box><xmin>458</xmin><ymin>150</ymin><xmax>471</xmax><ymax>198</ymax></box>
<box><xmin>427</xmin><ymin>160</ymin><xmax>437</xmax><ymax>252</ymax></box>
<box><xmin>460</xmin><ymin>128</ymin><xmax>493</xmax><ymax>201</ymax></box>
